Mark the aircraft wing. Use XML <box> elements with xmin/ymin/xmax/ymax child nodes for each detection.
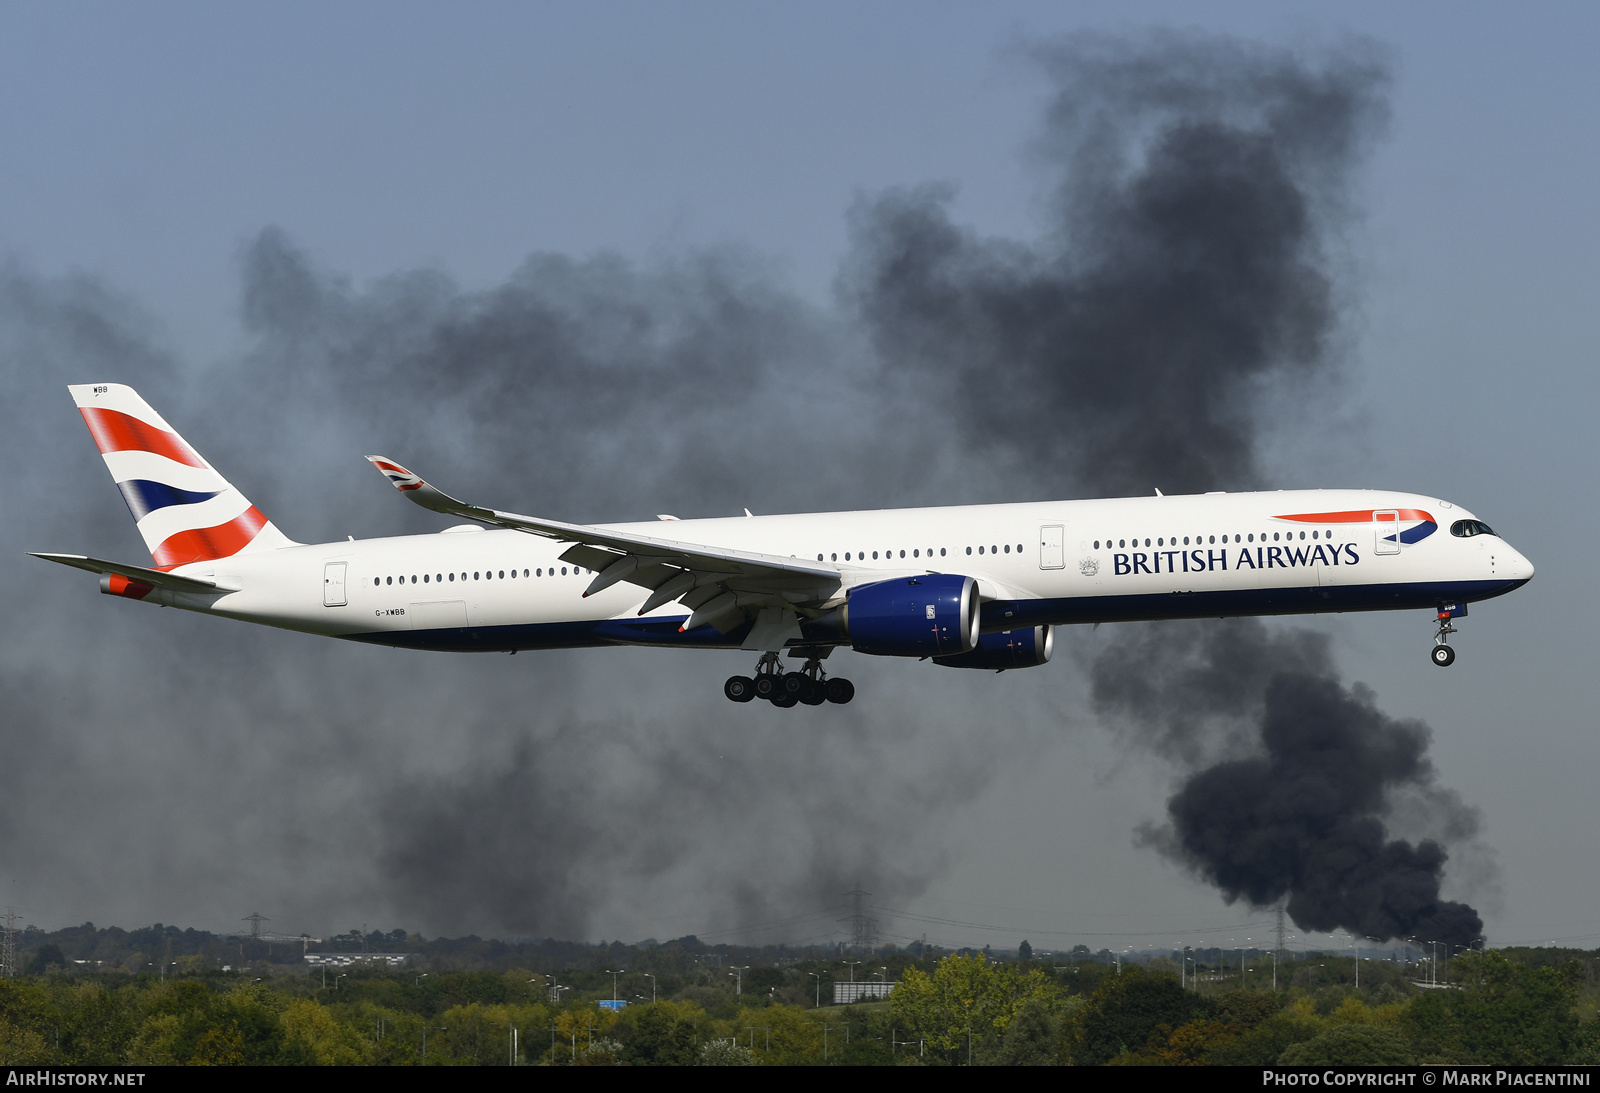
<box><xmin>367</xmin><ymin>457</ymin><xmax>842</xmax><ymax>629</ymax></box>
<box><xmin>29</xmin><ymin>552</ymin><xmax>228</xmax><ymax>593</ymax></box>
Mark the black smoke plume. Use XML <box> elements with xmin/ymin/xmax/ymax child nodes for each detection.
<box><xmin>844</xmin><ymin>33</ymin><xmax>1389</xmax><ymax>498</ymax></box>
<box><xmin>1093</xmin><ymin>619</ymin><xmax>1484</xmax><ymax>949</ymax></box>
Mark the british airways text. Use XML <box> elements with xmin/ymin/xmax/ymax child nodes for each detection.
<box><xmin>1113</xmin><ymin>543</ymin><xmax>1360</xmax><ymax>576</ymax></box>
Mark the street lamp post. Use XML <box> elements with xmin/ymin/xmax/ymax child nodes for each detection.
<box><xmin>729</xmin><ymin>965</ymin><xmax>749</xmax><ymax>996</ymax></box>
<box><xmin>644</xmin><ymin>972</ymin><xmax>656</xmax><ymax>1003</ymax></box>
<box><xmin>808</xmin><ymin>971</ymin><xmax>821</xmax><ymax>1007</ymax></box>
<box><xmin>422</xmin><ymin>1025</ymin><xmax>447</xmax><ymax>1061</ymax></box>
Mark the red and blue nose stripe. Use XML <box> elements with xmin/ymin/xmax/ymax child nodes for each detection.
<box><xmin>1275</xmin><ymin>508</ymin><xmax>1438</xmax><ymax>545</ymax></box>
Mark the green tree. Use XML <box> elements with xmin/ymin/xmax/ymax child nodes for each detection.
<box><xmin>891</xmin><ymin>953</ymin><xmax>1057</xmax><ymax>1065</ymax></box>
<box><xmin>1068</xmin><ymin>967</ymin><xmax>1212</xmax><ymax>1066</ymax></box>
<box><xmin>991</xmin><ymin>996</ymin><xmax>1057</xmax><ymax>1065</ymax></box>
<box><xmin>1278</xmin><ymin>1024</ymin><xmax>1413</xmax><ymax>1065</ymax></box>
<box><xmin>1208</xmin><ymin>1010</ymin><xmax>1322</xmax><ymax>1065</ymax></box>
<box><xmin>618</xmin><ymin>1002</ymin><xmax>701</xmax><ymax>1065</ymax></box>
<box><xmin>1403</xmin><ymin>951</ymin><xmax>1578</xmax><ymax>1065</ymax></box>
<box><xmin>26</xmin><ymin>945</ymin><xmax>67</xmax><ymax>975</ymax></box>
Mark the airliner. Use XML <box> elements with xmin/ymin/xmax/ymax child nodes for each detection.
<box><xmin>34</xmin><ymin>385</ymin><xmax>1534</xmax><ymax>706</ymax></box>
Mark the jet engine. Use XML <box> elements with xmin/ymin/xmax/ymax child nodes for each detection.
<box><xmin>933</xmin><ymin>624</ymin><xmax>1053</xmax><ymax>670</ymax></box>
<box><xmin>801</xmin><ymin>574</ymin><xmax>979</xmax><ymax>657</ymax></box>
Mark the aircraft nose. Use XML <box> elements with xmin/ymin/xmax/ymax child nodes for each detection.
<box><xmin>1503</xmin><ymin>544</ymin><xmax>1535</xmax><ymax>582</ymax></box>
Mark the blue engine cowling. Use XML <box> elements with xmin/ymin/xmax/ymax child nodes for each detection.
<box><xmin>933</xmin><ymin>625</ymin><xmax>1054</xmax><ymax>670</ymax></box>
<box><xmin>805</xmin><ymin>574</ymin><xmax>979</xmax><ymax>657</ymax></box>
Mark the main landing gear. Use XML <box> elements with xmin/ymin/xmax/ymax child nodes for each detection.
<box><xmin>1431</xmin><ymin>605</ymin><xmax>1460</xmax><ymax>667</ymax></box>
<box><xmin>724</xmin><ymin>651</ymin><xmax>854</xmax><ymax>706</ymax></box>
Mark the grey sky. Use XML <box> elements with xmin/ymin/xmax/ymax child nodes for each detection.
<box><xmin>0</xmin><ymin>3</ymin><xmax>1596</xmax><ymax>953</ymax></box>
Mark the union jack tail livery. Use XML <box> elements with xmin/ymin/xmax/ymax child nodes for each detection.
<box><xmin>69</xmin><ymin>383</ymin><xmax>296</xmax><ymax>569</ymax></box>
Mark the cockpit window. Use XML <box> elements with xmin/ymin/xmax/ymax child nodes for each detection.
<box><xmin>1450</xmin><ymin>519</ymin><xmax>1496</xmax><ymax>538</ymax></box>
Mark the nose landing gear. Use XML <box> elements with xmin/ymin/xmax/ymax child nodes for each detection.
<box><xmin>1431</xmin><ymin>603</ymin><xmax>1464</xmax><ymax>667</ymax></box>
<box><xmin>724</xmin><ymin>650</ymin><xmax>853</xmax><ymax>705</ymax></box>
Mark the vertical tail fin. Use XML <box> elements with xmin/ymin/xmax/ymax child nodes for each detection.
<box><xmin>69</xmin><ymin>383</ymin><xmax>297</xmax><ymax>569</ymax></box>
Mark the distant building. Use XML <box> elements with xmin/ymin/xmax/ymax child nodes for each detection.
<box><xmin>304</xmin><ymin>952</ymin><xmax>410</xmax><ymax>968</ymax></box>
<box><xmin>833</xmin><ymin>981</ymin><xmax>894</xmax><ymax>1004</ymax></box>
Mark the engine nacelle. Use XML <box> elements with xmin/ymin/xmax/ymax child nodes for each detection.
<box><xmin>933</xmin><ymin>625</ymin><xmax>1053</xmax><ymax>670</ymax></box>
<box><xmin>802</xmin><ymin>574</ymin><xmax>979</xmax><ymax>657</ymax></box>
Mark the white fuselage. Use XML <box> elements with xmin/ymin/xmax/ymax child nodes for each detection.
<box><xmin>132</xmin><ymin>488</ymin><xmax>1533</xmax><ymax>655</ymax></box>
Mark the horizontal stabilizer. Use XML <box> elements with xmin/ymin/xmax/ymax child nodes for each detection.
<box><xmin>28</xmin><ymin>552</ymin><xmax>230</xmax><ymax>593</ymax></box>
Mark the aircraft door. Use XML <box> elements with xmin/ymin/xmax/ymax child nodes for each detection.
<box><xmin>1374</xmin><ymin>510</ymin><xmax>1400</xmax><ymax>556</ymax></box>
<box><xmin>323</xmin><ymin>562</ymin><xmax>347</xmax><ymax>606</ymax></box>
<box><xmin>1039</xmin><ymin>525</ymin><xmax>1065</xmax><ymax>570</ymax></box>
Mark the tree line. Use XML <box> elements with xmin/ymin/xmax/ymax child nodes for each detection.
<box><xmin>2</xmin><ymin>945</ymin><xmax>1596</xmax><ymax>1064</ymax></box>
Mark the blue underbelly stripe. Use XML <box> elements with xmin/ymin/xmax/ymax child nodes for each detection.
<box><xmin>341</xmin><ymin>578</ymin><xmax>1528</xmax><ymax>653</ymax></box>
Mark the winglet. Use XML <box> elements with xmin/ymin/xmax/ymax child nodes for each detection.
<box><xmin>367</xmin><ymin>456</ymin><xmax>426</xmax><ymax>492</ymax></box>
<box><xmin>366</xmin><ymin>456</ymin><xmax>492</xmax><ymax>521</ymax></box>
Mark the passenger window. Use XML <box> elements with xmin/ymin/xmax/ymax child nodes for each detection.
<box><xmin>940</xmin><ymin>548</ymin><xmax>946</xmax><ymax>556</ymax></box>
<box><xmin>899</xmin><ymin>550</ymin><xmax>905</xmax><ymax>558</ymax></box>
<box><xmin>872</xmin><ymin>551</ymin><xmax>879</xmax><ymax>559</ymax></box>
<box><xmin>978</xmin><ymin>546</ymin><xmax>984</xmax><ymax>555</ymax></box>
<box><xmin>474</xmin><ymin>572</ymin><xmax>480</xmax><ymax>580</ymax></box>
<box><xmin>499</xmin><ymin>570</ymin><xmax>505</xmax><ymax>579</ymax></box>
<box><xmin>966</xmin><ymin>547</ymin><xmax>972</xmax><ymax>555</ymax></box>
<box><xmin>1004</xmin><ymin>544</ymin><xmax>1011</xmax><ymax>553</ymax></box>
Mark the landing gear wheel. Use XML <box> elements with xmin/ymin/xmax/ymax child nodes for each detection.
<box><xmin>800</xmin><ymin>680</ymin><xmax>827</xmax><ymax>705</ymax></box>
<box><xmin>753</xmin><ymin>674</ymin><xmax>779</xmax><ymax>701</ymax></box>
<box><xmin>780</xmin><ymin>672</ymin><xmax>808</xmax><ymax>698</ymax></box>
<box><xmin>1431</xmin><ymin>645</ymin><xmax>1456</xmax><ymax>667</ymax></box>
<box><xmin>824</xmin><ymin>677</ymin><xmax>855</xmax><ymax>704</ymax></box>
<box><xmin>770</xmin><ymin>688</ymin><xmax>799</xmax><ymax>708</ymax></box>
<box><xmin>724</xmin><ymin>675</ymin><xmax>757</xmax><ymax>702</ymax></box>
